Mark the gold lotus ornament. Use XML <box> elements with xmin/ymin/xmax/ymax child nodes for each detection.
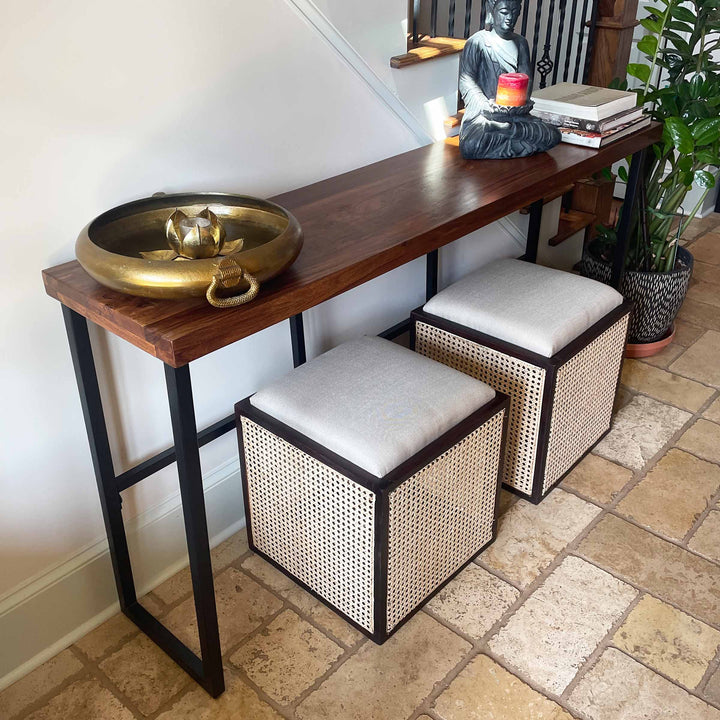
<box><xmin>140</xmin><ymin>207</ymin><xmax>244</xmax><ymax>262</ymax></box>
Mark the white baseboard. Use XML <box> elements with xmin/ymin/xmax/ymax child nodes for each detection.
<box><xmin>0</xmin><ymin>459</ymin><xmax>244</xmax><ymax>691</ymax></box>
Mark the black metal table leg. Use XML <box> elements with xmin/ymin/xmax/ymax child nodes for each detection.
<box><xmin>289</xmin><ymin>313</ymin><xmax>307</xmax><ymax>367</ymax></box>
<box><xmin>164</xmin><ymin>364</ymin><xmax>224</xmax><ymax>696</ymax></box>
<box><xmin>63</xmin><ymin>306</ymin><xmax>137</xmax><ymax>609</ymax></box>
<box><xmin>612</xmin><ymin>148</ymin><xmax>646</xmax><ymax>289</ymax></box>
<box><xmin>525</xmin><ymin>198</ymin><xmax>544</xmax><ymax>263</ymax></box>
<box><xmin>426</xmin><ymin>249</ymin><xmax>439</xmax><ymax>301</ymax></box>
<box><xmin>62</xmin><ymin>306</ymin><xmax>224</xmax><ymax>697</ymax></box>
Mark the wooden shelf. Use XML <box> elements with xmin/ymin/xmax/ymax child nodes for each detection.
<box><xmin>390</xmin><ymin>36</ymin><xmax>466</xmax><ymax>69</ymax></box>
<box><xmin>43</xmin><ymin>123</ymin><xmax>662</xmax><ymax>367</ymax></box>
<box><xmin>548</xmin><ymin>210</ymin><xmax>596</xmax><ymax>247</ymax></box>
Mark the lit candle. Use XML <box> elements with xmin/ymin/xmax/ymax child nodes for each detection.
<box><xmin>495</xmin><ymin>73</ymin><xmax>529</xmax><ymax>107</ymax></box>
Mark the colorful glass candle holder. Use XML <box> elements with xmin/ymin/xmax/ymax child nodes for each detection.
<box><xmin>495</xmin><ymin>73</ymin><xmax>529</xmax><ymax>107</ymax></box>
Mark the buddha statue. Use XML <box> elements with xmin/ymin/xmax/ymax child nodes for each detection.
<box><xmin>459</xmin><ymin>0</ymin><xmax>561</xmax><ymax>160</ymax></box>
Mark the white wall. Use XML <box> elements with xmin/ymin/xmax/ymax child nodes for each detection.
<box><xmin>0</xmin><ymin>0</ymin><xmax>521</xmax><ymax>685</ymax></box>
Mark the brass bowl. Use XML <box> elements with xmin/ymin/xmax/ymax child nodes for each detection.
<box><xmin>76</xmin><ymin>193</ymin><xmax>303</xmax><ymax>302</ymax></box>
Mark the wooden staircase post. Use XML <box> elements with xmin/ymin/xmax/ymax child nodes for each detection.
<box><xmin>587</xmin><ymin>0</ymin><xmax>640</xmax><ymax>86</ymax></box>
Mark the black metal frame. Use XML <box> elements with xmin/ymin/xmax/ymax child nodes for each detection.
<box><xmin>62</xmin><ymin>298</ymin><xmax>329</xmax><ymax>696</ymax></box>
<box><xmin>235</xmin><ymin>393</ymin><xmax>509</xmax><ymax>644</ymax></box>
<box><xmin>62</xmin><ymin>306</ymin><xmax>225</xmax><ymax>696</ymax></box>
<box><xmin>410</xmin><ymin>300</ymin><xmax>633</xmax><ymax>504</ymax></box>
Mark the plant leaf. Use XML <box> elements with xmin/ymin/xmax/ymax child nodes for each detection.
<box><xmin>628</xmin><ymin>63</ymin><xmax>651</xmax><ymax>83</ymax></box>
<box><xmin>637</xmin><ymin>35</ymin><xmax>659</xmax><ymax>57</ymax></box>
<box><xmin>671</xmin><ymin>5</ymin><xmax>697</xmax><ymax>22</ymax></box>
<box><xmin>692</xmin><ymin>118</ymin><xmax>720</xmax><ymax>145</ymax></box>
<box><xmin>664</xmin><ymin>117</ymin><xmax>695</xmax><ymax>154</ymax></box>
<box><xmin>695</xmin><ymin>170</ymin><xmax>717</xmax><ymax>188</ymax></box>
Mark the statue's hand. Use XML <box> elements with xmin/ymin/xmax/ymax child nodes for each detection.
<box><xmin>487</xmin><ymin>100</ymin><xmax>535</xmax><ymax>116</ymax></box>
<box><xmin>485</xmin><ymin>119</ymin><xmax>511</xmax><ymax>130</ymax></box>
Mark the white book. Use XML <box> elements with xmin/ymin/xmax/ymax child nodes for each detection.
<box><xmin>531</xmin><ymin>83</ymin><xmax>637</xmax><ymax>122</ymax></box>
<box><xmin>559</xmin><ymin>116</ymin><xmax>651</xmax><ymax>148</ymax></box>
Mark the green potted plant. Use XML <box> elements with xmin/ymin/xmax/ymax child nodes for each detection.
<box><xmin>582</xmin><ymin>0</ymin><xmax>720</xmax><ymax>354</ymax></box>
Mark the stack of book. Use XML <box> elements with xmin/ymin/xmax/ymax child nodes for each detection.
<box><xmin>530</xmin><ymin>83</ymin><xmax>650</xmax><ymax>148</ymax></box>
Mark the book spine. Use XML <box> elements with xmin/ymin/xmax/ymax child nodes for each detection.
<box><xmin>533</xmin><ymin>110</ymin><xmax>602</xmax><ymax>131</ymax></box>
<box><xmin>559</xmin><ymin>131</ymin><xmax>601</xmax><ymax>148</ymax></box>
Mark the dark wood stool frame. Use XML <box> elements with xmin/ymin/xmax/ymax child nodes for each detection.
<box><xmin>411</xmin><ymin>300</ymin><xmax>633</xmax><ymax>504</ymax></box>
<box><xmin>49</xmin><ymin>130</ymin><xmax>657</xmax><ymax>697</ymax></box>
<box><xmin>236</xmin><ymin>393</ymin><xmax>510</xmax><ymax>644</ymax></box>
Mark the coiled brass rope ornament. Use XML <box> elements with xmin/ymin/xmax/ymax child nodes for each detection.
<box><xmin>206</xmin><ymin>255</ymin><xmax>260</xmax><ymax>308</ymax></box>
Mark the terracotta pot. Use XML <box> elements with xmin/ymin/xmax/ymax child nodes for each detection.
<box><xmin>625</xmin><ymin>325</ymin><xmax>675</xmax><ymax>358</ymax></box>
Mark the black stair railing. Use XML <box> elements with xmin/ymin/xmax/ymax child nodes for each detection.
<box><xmin>411</xmin><ymin>0</ymin><xmax>601</xmax><ymax>89</ymax></box>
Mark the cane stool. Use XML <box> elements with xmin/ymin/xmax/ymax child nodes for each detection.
<box><xmin>412</xmin><ymin>259</ymin><xmax>630</xmax><ymax>504</ymax></box>
<box><xmin>236</xmin><ymin>336</ymin><xmax>508</xmax><ymax>643</ymax></box>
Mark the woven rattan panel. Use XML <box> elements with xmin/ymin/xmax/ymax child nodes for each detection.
<box><xmin>386</xmin><ymin>410</ymin><xmax>504</xmax><ymax>632</ymax></box>
<box><xmin>241</xmin><ymin>418</ymin><xmax>376</xmax><ymax>633</ymax></box>
<box><xmin>416</xmin><ymin>322</ymin><xmax>545</xmax><ymax>496</ymax></box>
<box><xmin>543</xmin><ymin>314</ymin><xmax>629</xmax><ymax>494</ymax></box>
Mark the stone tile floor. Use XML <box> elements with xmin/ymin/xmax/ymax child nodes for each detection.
<box><xmin>3</xmin><ymin>215</ymin><xmax>720</xmax><ymax>719</ymax></box>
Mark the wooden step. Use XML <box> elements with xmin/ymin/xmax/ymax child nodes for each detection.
<box><xmin>548</xmin><ymin>210</ymin><xmax>596</xmax><ymax>247</ymax></box>
<box><xmin>391</xmin><ymin>36</ymin><xmax>467</xmax><ymax>69</ymax></box>
<box><xmin>444</xmin><ymin>110</ymin><xmax>464</xmax><ymax>137</ymax></box>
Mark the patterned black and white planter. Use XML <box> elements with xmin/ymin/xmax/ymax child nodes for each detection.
<box><xmin>581</xmin><ymin>246</ymin><xmax>694</xmax><ymax>344</ymax></box>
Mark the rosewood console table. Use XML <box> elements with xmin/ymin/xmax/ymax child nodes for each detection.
<box><xmin>43</xmin><ymin>124</ymin><xmax>661</xmax><ymax>697</ymax></box>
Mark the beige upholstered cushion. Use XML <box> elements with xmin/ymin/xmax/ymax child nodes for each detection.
<box><xmin>249</xmin><ymin>336</ymin><xmax>495</xmax><ymax>478</ymax></box>
<box><xmin>423</xmin><ymin>259</ymin><xmax>623</xmax><ymax>358</ymax></box>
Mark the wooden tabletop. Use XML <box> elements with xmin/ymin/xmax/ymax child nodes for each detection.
<box><xmin>43</xmin><ymin>124</ymin><xmax>661</xmax><ymax>367</ymax></box>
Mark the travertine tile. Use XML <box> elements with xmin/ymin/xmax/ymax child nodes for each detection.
<box><xmin>25</xmin><ymin>678</ymin><xmax>134</xmax><ymax>720</ymax></box>
<box><xmin>677</xmin><ymin>298</ymin><xmax>720</xmax><ymax>333</ymax></box>
<box><xmin>433</xmin><ymin>654</ymin><xmax>575</xmax><ymax>720</ymax></box>
<box><xmin>639</xmin><ymin>342</ymin><xmax>685</xmax><ymax>369</ymax></box>
<box><xmin>594</xmin><ymin>395</ymin><xmax>691</xmax><ymax>470</ymax></box>
<box><xmin>616</xmin><ymin>449</ymin><xmax>720</xmax><ymax>540</ymax></box>
<box><xmin>694</xmin><ymin>260</ymin><xmax>720</xmax><ymax>286</ymax></box>
<box><xmin>156</xmin><ymin>666</ymin><xmax>282</xmax><ymax>719</ymax></box>
<box><xmin>561</xmin><ymin>454</ymin><xmax>633</xmax><ymax>505</ymax></box>
<box><xmin>152</xmin><ymin>531</ymin><xmax>250</xmax><ymax>606</ymax></box>
<box><xmin>426</xmin><ymin>564</ymin><xmax>519</xmax><ymax>639</ymax></box>
<box><xmin>75</xmin><ymin>612</ymin><xmax>137</xmax><ymax>661</ymax></box>
<box><xmin>677</xmin><ymin>419</ymin><xmax>720</xmax><ymax>464</ymax></box>
<box><xmin>690</xmin><ymin>231</ymin><xmax>720</xmax><ymax>265</ymax></box>
<box><xmin>0</xmin><ymin>649</ymin><xmax>84</xmax><ymax>719</ymax></box>
<box><xmin>704</xmin><ymin>397</ymin><xmax>720</xmax><ymax>424</ymax></box>
<box><xmin>153</xmin><ymin>566</ymin><xmax>193</xmax><ymax>605</ymax></box>
<box><xmin>577</xmin><ymin>514</ymin><xmax>720</xmax><ymax>626</ymax></box>
<box><xmin>138</xmin><ymin>593</ymin><xmax>165</xmax><ymax>616</ymax></box>
<box><xmin>242</xmin><ymin>554</ymin><xmax>363</xmax><ymax>647</ymax></box>
<box><xmin>479</xmin><ymin>489</ymin><xmax>600</xmax><ymax>587</ymax></box>
<box><xmin>689</xmin><ymin>511</ymin><xmax>720</xmax><ymax>563</ymax></box>
<box><xmin>613</xmin><ymin>386</ymin><xmax>634</xmax><ymax>413</ymax></box>
<box><xmin>230</xmin><ymin>609</ymin><xmax>343</xmax><ymax>704</ymax></box>
<box><xmin>296</xmin><ymin>613</ymin><xmax>470</xmax><ymax>720</ymax></box>
<box><xmin>670</xmin><ymin>331</ymin><xmax>720</xmax><ymax>387</ymax></box>
<box><xmin>163</xmin><ymin>567</ymin><xmax>282</xmax><ymax>655</ymax></box>
<box><xmin>683</xmin><ymin>217</ymin><xmax>720</xmax><ymax>243</ymax></box>
<box><xmin>211</xmin><ymin>529</ymin><xmax>250</xmax><ymax>570</ymax></box>
<box><xmin>99</xmin><ymin>634</ymin><xmax>188</xmax><ymax>716</ymax></box>
<box><xmin>688</xmin><ymin>281</ymin><xmax>720</xmax><ymax>309</ymax></box>
<box><xmin>614</xmin><ymin>595</ymin><xmax>720</xmax><ymax>688</ymax></box>
<box><xmin>497</xmin><ymin>488</ymin><xmax>518</xmax><ymax>516</ymax></box>
<box><xmin>674</xmin><ymin>321</ymin><xmax>705</xmax><ymax>347</ymax></box>
<box><xmin>621</xmin><ymin>360</ymin><xmax>714</xmax><ymax>411</ymax></box>
<box><xmin>568</xmin><ymin>647</ymin><xmax>720</xmax><ymax>719</ymax></box>
<box><xmin>489</xmin><ymin>556</ymin><xmax>636</xmax><ymax>694</ymax></box>
<box><xmin>705</xmin><ymin>666</ymin><xmax>720</xmax><ymax>704</ymax></box>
